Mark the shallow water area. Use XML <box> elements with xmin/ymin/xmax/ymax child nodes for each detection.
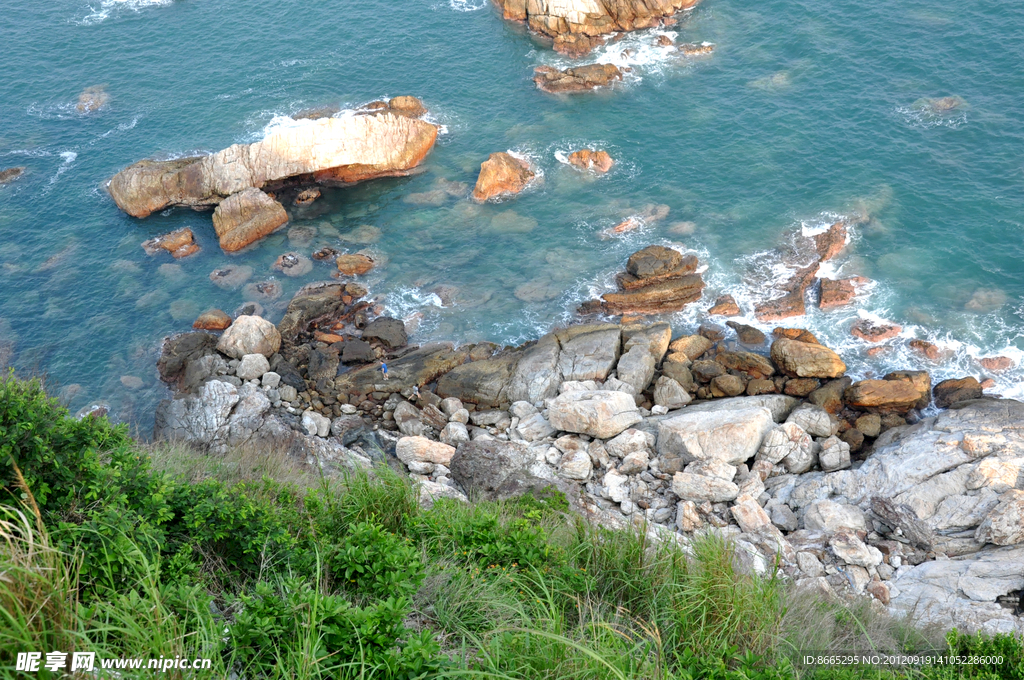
<box><xmin>1</xmin><ymin>0</ymin><xmax>1023</xmax><ymax>434</ymax></box>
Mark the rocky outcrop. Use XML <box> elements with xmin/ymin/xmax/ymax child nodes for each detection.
<box><xmin>582</xmin><ymin>245</ymin><xmax>705</xmax><ymax>315</ymax></box>
<box><xmin>472</xmin><ymin>152</ymin><xmax>536</xmax><ymax>202</ymax></box>
<box><xmin>141</xmin><ymin>227</ymin><xmax>200</xmax><ymax>259</ymax></box>
<box><xmin>567</xmin><ymin>148</ymin><xmax>614</xmax><ymax>173</ymax></box>
<box><xmin>217</xmin><ymin>315</ymin><xmax>282</xmax><ymax>359</ymax></box>
<box><xmin>212</xmin><ymin>188</ymin><xmax>289</xmax><ymax>252</ymax></box>
<box><xmin>495</xmin><ymin>0</ymin><xmax>703</xmax><ymax>57</ymax></box>
<box><xmin>110</xmin><ymin>104</ymin><xmax>437</xmax><ymax>219</ymax></box>
<box><xmin>534</xmin><ymin>64</ymin><xmax>624</xmax><ymax>93</ymax></box>
<box><xmin>193</xmin><ymin>309</ymin><xmax>232</xmax><ymax>331</ymax></box>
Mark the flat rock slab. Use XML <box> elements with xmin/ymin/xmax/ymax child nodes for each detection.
<box><xmin>548</xmin><ymin>389</ymin><xmax>641</xmax><ymax>439</ymax></box>
<box><xmin>657</xmin><ymin>406</ymin><xmax>775</xmax><ymax>466</ymax></box>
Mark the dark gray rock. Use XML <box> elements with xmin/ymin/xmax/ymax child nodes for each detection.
<box><xmin>363</xmin><ymin>317</ymin><xmax>408</xmax><ymax>349</ymax></box>
<box><xmin>341</xmin><ymin>339</ymin><xmax>376</xmax><ymax>364</ymax></box>
<box><xmin>157</xmin><ymin>332</ymin><xmax>218</xmax><ymax>386</ymax></box>
<box><xmin>450</xmin><ymin>440</ymin><xmax>533</xmax><ymax>498</ymax></box>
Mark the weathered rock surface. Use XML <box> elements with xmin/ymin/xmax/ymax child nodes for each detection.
<box><xmin>193</xmin><ymin>309</ymin><xmax>232</xmax><ymax>331</ymax></box>
<box><xmin>212</xmin><ymin>188</ymin><xmax>289</xmax><ymax>252</ymax></box>
<box><xmin>548</xmin><ymin>390</ymin><xmax>641</xmax><ymax>438</ymax></box>
<box><xmin>534</xmin><ymin>63</ymin><xmax>624</xmax><ymax>92</ymax></box>
<box><xmin>496</xmin><ymin>0</ymin><xmax>703</xmax><ymax>57</ymax></box>
<box><xmin>672</xmin><ymin>471</ymin><xmax>739</xmax><ymax>503</ymax></box>
<box><xmin>657</xmin><ymin>407</ymin><xmax>775</xmax><ymax>466</ymax></box>
<box><xmin>216</xmin><ymin>315</ymin><xmax>281</xmax><ymax>358</ymax></box>
<box><xmin>844</xmin><ymin>379</ymin><xmax>922</xmax><ymax>414</ymax></box>
<box><xmin>567</xmin><ymin>148</ymin><xmax>614</xmax><ymax>172</ymax></box>
<box><xmin>770</xmin><ymin>337</ymin><xmax>846</xmax><ymax>378</ymax></box>
<box><xmin>141</xmin><ymin>227</ymin><xmax>200</xmax><ymax>259</ymax></box>
<box><xmin>472</xmin><ymin>152</ymin><xmax>536</xmax><ymax>202</ymax></box>
<box><xmin>109</xmin><ymin>109</ymin><xmax>438</xmax><ymax>218</ymax></box>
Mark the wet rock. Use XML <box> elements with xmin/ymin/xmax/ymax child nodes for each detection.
<box><xmin>680</xmin><ymin>42</ymin><xmax>715</xmax><ymax>56</ymax></box>
<box><xmin>209</xmin><ymin>264</ymin><xmax>254</xmax><ymax>290</ymax></box>
<box><xmin>212</xmin><ymin>188</ymin><xmax>289</xmax><ymax>252</ymax></box>
<box><xmin>807</xmin><ymin>377</ymin><xmax>852</xmax><ymax>414</ymax></box>
<box><xmin>335</xmin><ymin>343</ymin><xmax>470</xmax><ymax>396</ymax></box>
<box><xmin>272</xmin><ymin>252</ymin><xmax>313</xmax><ymax>277</ymax></box>
<box><xmin>567</xmin><ymin>149</ymin><xmax>614</xmax><ymax>173</ymax></box>
<box><xmin>141</xmin><ymin>227</ymin><xmax>200</xmax><ymax>259</ymax></box>
<box><xmin>773</xmin><ymin>327</ymin><xmax>819</xmax><ymax>344</ymax></box>
<box><xmin>335</xmin><ymin>253</ymin><xmax>375</xmax><ymax>276</ymax></box>
<box><xmin>851</xmin><ymin>318</ymin><xmax>902</xmax><ymax>344</ymax></box>
<box><xmin>690</xmin><ymin>360</ymin><xmax>724</xmax><ymax>383</ymax></box>
<box><xmin>109</xmin><ymin>109</ymin><xmax>438</xmax><ymax>218</ymax></box>
<box><xmin>0</xmin><ymin>167</ymin><xmax>26</xmax><ymax>185</ymax></box>
<box><xmin>217</xmin><ymin>315</ymin><xmax>282</xmax><ymax>359</ymax></box>
<box><xmin>276</xmin><ymin>281</ymin><xmax>348</xmax><ymax>343</ymax></box>
<box><xmin>754</xmin><ymin>263</ymin><xmax>819</xmax><ymax>321</ymax></box>
<box><xmin>120</xmin><ymin>375</ymin><xmax>143</xmax><ymax>390</ymax></box>
<box><xmin>312</xmin><ymin>246</ymin><xmax>341</xmax><ymax>261</ymax></box>
<box><xmin>293</xmin><ymin>187</ymin><xmax>321</xmax><ymax>205</ymax></box>
<box><xmin>979</xmin><ymin>356</ymin><xmax>1014</xmax><ymax>372</ymax></box>
<box><xmin>193</xmin><ymin>309</ymin><xmax>232</xmax><ymax>331</ymax></box>
<box><xmin>76</xmin><ymin>85</ymin><xmax>109</xmax><ymax>113</ymax></box>
<box><xmin>496</xmin><ymin>0</ymin><xmax>703</xmax><ymax>57</ymax></box>
<box><xmin>598</xmin><ymin>275</ymin><xmax>705</xmax><ymax>315</ymax></box>
<box><xmin>708</xmin><ymin>294</ymin><xmax>741</xmax><ymax>316</ymax></box>
<box><xmin>770</xmin><ymin>337</ymin><xmax>846</xmax><ymax>379</ymax></box>
<box><xmin>816</xmin><ymin>277</ymin><xmax>853</xmax><ymax>311</ymax></box>
<box><xmin>362</xmin><ymin>317</ymin><xmax>407</xmax><ymax>349</ymax></box>
<box><xmin>533</xmin><ymin>63</ymin><xmax>623</xmax><ymax>93</ymax></box>
<box><xmin>341</xmin><ymin>340</ymin><xmax>375</xmax><ymax>364</ymax></box>
<box><xmin>548</xmin><ymin>390</ymin><xmax>641</xmax><ymax>438</ymax></box>
<box><xmin>843</xmin><ymin>379</ymin><xmax>919</xmax><ymax>414</ymax></box>
<box><xmin>907</xmin><ymin>339</ymin><xmax>944</xmax><ymax>362</ymax></box>
<box><xmin>243</xmin><ymin>280</ymin><xmax>283</xmax><ymax>302</ymax></box>
<box><xmin>471</xmin><ymin>152</ymin><xmax>536</xmax><ymax>202</ymax></box>
<box><xmin>725</xmin><ymin>321</ymin><xmax>766</xmax><ymax>346</ymax></box>
<box><xmin>934</xmin><ymin>377</ymin><xmax>983</xmax><ymax>409</ymax></box>
<box><xmin>657</xmin><ymin>406</ymin><xmax>774</xmax><ymax>466</ymax></box>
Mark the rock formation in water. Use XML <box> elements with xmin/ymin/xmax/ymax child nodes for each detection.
<box><xmin>582</xmin><ymin>245</ymin><xmax>706</xmax><ymax>315</ymax></box>
<box><xmin>534</xmin><ymin>64</ymin><xmax>624</xmax><ymax>93</ymax></box>
<box><xmin>0</xmin><ymin>167</ymin><xmax>25</xmax><ymax>185</ymax></box>
<box><xmin>472</xmin><ymin>152</ymin><xmax>536</xmax><ymax>202</ymax></box>
<box><xmin>567</xmin><ymin>148</ymin><xmax>614</xmax><ymax>173</ymax></box>
<box><xmin>494</xmin><ymin>0</ymin><xmax>703</xmax><ymax>57</ymax></box>
<box><xmin>108</xmin><ymin>97</ymin><xmax>438</xmax><ymax>251</ymax></box>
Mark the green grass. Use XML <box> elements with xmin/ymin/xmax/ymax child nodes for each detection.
<box><xmin>1</xmin><ymin>370</ymin><xmax>1022</xmax><ymax>679</ymax></box>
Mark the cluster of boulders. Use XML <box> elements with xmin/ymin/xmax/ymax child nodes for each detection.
<box><xmin>107</xmin><ymin>96</ymin><xmax>439</xmax><ymax>253</ymax></box>
<box><xmin>494</xmin><ymin>0</ymin><xmax>703</xmax><ymax>57</ymax></box>
<box><xmin>153</xmin><ymin>272</ymin><xmax>1024</xmax><ymax>635</ymax></box>
<box><xmin>533</xmin><ymin>63</ymin><xmax>624</xmax><ymax>93</ymax></box>
<box><xmin>581</xmin><ymin>244</ymin><xmax>705</xmax><ymax>316</ymax></box>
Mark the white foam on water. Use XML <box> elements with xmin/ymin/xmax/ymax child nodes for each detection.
<box><xmin>383</xmin><ymin>287</ymin><xmax>445</xmax><ymax>338</ymax></box>
<box><xmin>895</xmin><ymin>105</ymin><xmax>968</xmax><ymax>130</ymax></box>
<box><xmin>432</xmin><ymin>0</ymin><xmax>487</xmax><ymax>11</ymax></box>
<box><xmin>77</xmin><ymin>0</ymin><xmax>173</xmax><ymax>25</ymax></box>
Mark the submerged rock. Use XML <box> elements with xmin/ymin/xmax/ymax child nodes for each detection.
<box><xmin>76</xmin><ymin>85</ymin><xmax>109</xmax><ymax>113</ymax></box>
<box><xmin>272</xmin><ymin>252</ymin><xmax>313</xmax><ymax>277</ymax></box>
<box><xmin>0</xmin><ymin>167</ymin><xmax>26</xmax><ymax>185</ymax></box>
<box><xmin>471</xmin><ymin>152</ymin><xmax>536</xmax><ymax>202</ymax></box>
<box><xmin>534</xmin><ymin>64</ymin><xmax>624</xmax><ymax>93</ymax></box>
<box><xmin>141</xmin><ymin>227</ymin><xmax>200</xmax><ymax>259</ymax></box>
<box><xmin>335</xmin><ymin>253</ymin><xmax>375</xmax><ymax>276</ymax></box>
<box><xmin>567</xmin><ymin>148</ymin><xmax>614</xmax><ymax>173</ymax></box>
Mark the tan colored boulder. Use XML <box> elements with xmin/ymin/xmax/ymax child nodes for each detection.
<box><xmin>844</xmin><ymin>380</ymin><xmax>921</xmax><ymax>414</ymax></box>
<box><xmin>396</xmin><ymin>436</ymin><xmax>456</xmax><ymax>466</ymax></box>
<box><xmin>496</xmin><ymin>0</ymin><xmax>702</xmax><ymax>57</ymax></box>
<box><xmin>980</xmin><ymin>356</ymin><xmax>1014</xmax><ymax>371</ymax></box>
<box><xmin>773</xmin><ymin>327</ymin><xmax>819</xmax><ymax>344</ymax></box>
<box><xmin>883</xmin><ymin>371</ymin><xmax>931</xmax><ymax>410</ymax></box>
<box><xmin>715</xmin><ymin>351</ymin><xmax>775</xmax><ymax>380</ymax></box>
<box><xmin>534</xmin><ymin>63</ymin><xmax>624</xmax><ymax>92</ymax></box>
<box><xmin>212</xmin><ymin>188</ymin><xmax>288</xmax><ymax>252</ymax></box>
<box><xmin>851</xmin><ymin>318</ymin><xmax>902</xmax><ymax>343</ymax></box>
<box><xmin>933</xmin><ymin>377</ymin><xmax>982</xmax><ymax>408</ymax></box>
<box><xmin>109</xmin><ymin>109</ymin><xmax>438</xmax><ymax>218</ymax></box>
<box><xmin>141</xmin><ymin>227</ymin><xmax>200</xmax><ymax>259</ymax></box>
<box><xmin>387</xmin><ymin>95</ymin><xmax>427</xmax><ymax>118</ymax></box>
<box><xmin>472</xmin><ymin>152</ymin><xmax>536</xmax><ymax>202</ymax></box>
<box><xmin>668</xmin><ymin>334</ymin><xmax>713</xmax><ymax>361</ymax></box>
<box><xmin>336</xmin><ymin>253</ymin><xmax>375</xmax><ymax>276</ymax></box>
<box><xmin>192</xmin><ymin>309</ymin><xmax>232</xmax><ymax>331</ymax></box>
<box><xmin>216</xmin><ymin>315</ymin><xmax>281</xmax><ymax>358</ymax></box>
<box><xmin>567</xmin><ymin>148</ymin><xmax>614</xmax><ymax>173</ymax></box>
<box><xmin>708</xmin><ymin>294</ymin><xmax>741</xmax><ymax>316</ymax></box>
<box><xmin>770</xmin><ymin>337</ymin><xmax>846</xmax><ymax>378</ymax></box>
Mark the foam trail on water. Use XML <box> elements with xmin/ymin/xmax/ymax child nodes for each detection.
<box><xmin>78</xmin><ymin>0</ymin><xmax>173</xmax><ymax>25</ymax></box>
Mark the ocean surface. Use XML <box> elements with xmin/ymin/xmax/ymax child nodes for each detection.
<box><xmin>2</xmin><ymin>0</ymin><xmax>1023</xmax><ymax>433</ymax></box>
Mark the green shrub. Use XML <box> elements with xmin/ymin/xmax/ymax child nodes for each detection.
<box><xmin>327</xmin><ymin>520</ymin><xmax>423</xmax><ymax>600</ymax></box>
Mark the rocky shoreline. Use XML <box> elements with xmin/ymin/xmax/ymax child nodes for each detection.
<box><xmin>151</xmin><ymin>251</ymin><xmax>1024</xmax><ymax>638</ymax></box>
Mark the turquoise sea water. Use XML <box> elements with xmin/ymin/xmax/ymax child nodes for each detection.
<box><xmin>1</xmin><ymin>0</ymin><xmax>1023</xmax><ymax>432</ymax></box>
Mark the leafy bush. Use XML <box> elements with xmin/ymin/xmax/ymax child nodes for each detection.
<box><xmin>327</xmin><ymin>520</ymin><xmax>423</xmax><ymax>600</ymax></box>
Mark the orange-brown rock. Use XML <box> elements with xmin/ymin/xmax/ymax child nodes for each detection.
<box><xmin>597</xmin><ymin>275</ymin><xmax>705</xmax><ymax>314</ymax></box>
<box><xmin>844</xmin><ymin>379</ymin><xmax>922</xmax><ymax>414</ymax></box>
<box><xmin>708</xmin><ymin>294</ymin><xmax>741</xmax><ymax>316</ymax></box>
<box><xmin>472</xmin><ymin>152</ymin><xmax>536</xmax><ymax>202</ymax></box>
<box><xmin>980</xmin><ymin>356</ymin><xmax>1014</xmax><ymax>371</ymax></box>
<box><xmin>814</xmin><ymin>221</ymin><xmax>848</xmax><ymax>262</ymax></box>
<box><xmin>784</xmin><ymin>378</ymin><xmax>820</xmax><ymax>397</ymax></box>
<box><xmin>294</xmin><ymin>188</ymin><xmax>321</xmax><ymax>205</ymax></box>
<box><xmin>883</xmin><ymin>370</ymin><xmax>931</xmax><ymax>410</ymax></box>
<box><xmin>770</xmin><ymin>337</ymin><xmax>846</xmax><ymax>378</ymax></box>
<box><xmin>141</xmin><ymin>227</ymin><xmax>200</xmax><ymax>259</ymax></box>
<box><xmin>819</xmin><ymin>278</ymin><xmax>857</xmax><ymax>311</ymax></box>
<box><xmin>212</xmin><ymin>188</ymin><xmax>288</xmax><ymax>252</ymax></box>
<box><xmin>387</xmin><ymin>95</ymin><xmax>428</xmax><ymax>118</ymax></box>
<box><xmin>773</xmin><ymin>327</ymin><xmax>820</xmax><ymax>345</ymax></box>
<box><xmin>754</xmin><ymin>263</ymin><xmax>819</xmax><ymax>321</ymax></box>
<box><xmin>336</xmin><ymin>253</ymin><xmax>375</xmax><ymax>276</ymax></box>
<box><xmin>933</xmin><ymin>377</ymin><xmax>982</xmax><ymax>409</ymax></box>
<box><xmin>851</xmin><ymin>319</ymin><xmax>901</xmax><ymax>343</ymax></box>
<box><xmin>192</xmin><ymin>309</ymin><xmax>233</xmax><ymax>331</ymax></box>
<box><xmin>715</xmin><ymin>351</ymin><xmax>775</xmax><ymax>380</ymax></box>
<box><xmin>680</xmin><ymin>42</ymin><xmax>715</xmax><ymax>56</ymax></box>
<box><xmin>908</xmin><ymin>339</ymin><xmax>944</xmax><ymax>361</ymax></box>
<box><xmin>314</xmin><ymin>331</ymin><xmax>346</xmax><ymax>344</ymax></box>
<box><xmin>668</xmin><ymin>334</ymin><xmax>713</xmax><ymax>361</ymax></box>
<box><xmin>533</xmin><ymin>63</ymin><xmax>623</xmax><ymax>94</ymax></box>
<box><xmin>495</xmin><ymin>0</ymin><xmax>703</xmax><ymax>57</ymax></box>
<box><xmin>567</xmin><ymin>149</ymin><xmax>614</xmax><ymax>173</ymax></box>
<box><xmin>655</xmin><ymin>34</ymin><xmax>673</xmax><ymax>46</ymax></box>
<box><xmin>109</xmin><ymin>106</ymin><xmax>438</xmax><ymax>218</ymax></box>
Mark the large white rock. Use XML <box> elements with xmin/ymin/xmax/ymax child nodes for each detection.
<box><xmin>975</xmin><ymin>490</ymin><xmax>1024</xmax><ymax>546</ymax></box>
<box><xmin>235</xmin><ymin>353</ymin><xmax>270</xmax><ymax>381</ymax></box>
<box><xmin>731</xmin><ymin>496</ymin><xmax>773</xmax><ymax>533</ymax></box>
<box><xmin>653</xmin><ymin>375</ymin><xmax>691</xmax><ymax>410</ymax></box>
<box><xmin>757</xmin><ymin>422</ymin><xmax>812</xmax><ymax>465</ymax></box>
<box><xmin>671</xmin><ymin>471</ymin><xmax>739</xmax><ymax>503</ymax></box>
<box><xmin>302</xmin><ymin>410</ymin><xmax>331</xmax><ymax>438</ymax></box>
<box><xmin>556</xmin><ymin>327</ymin><xmax>621</xmax><ymax>382</ymax></box>
<box><xmin>803</xmin><ymin>500</ymin><xmax>868</xmax><ymax>533</ymax></box>
<box><xmin>657</xmin><ymin>407</ymin><xmax>775</xmax><ymax>465</ymax></box>
<box><xmin>216</xmin><ymin>315</ymin><xmax>281</xmax><ymax>358</ymax></box>
<box><xmin>397</xmin><ymin>436</ymin><xmax>456</xmax><ymax>466</ymax></box>
<box><xmin>829</xmin><ymin>531</ymin><xmax>882</xmax><ymax>568</ymax></box>
<box><xmin>615</xmin><ymin>345</ymin><xmax>656</xmax><ymax>395</ymax></box>
<box><xmin>547</xmin><ymin>389</ymin><xmax>641</xmax><ymax>439</ymax></box>
<box><xmin>604</xmin><ymin>429</ymin><xmax>651</xmax><ymax>458</ymax></box>
<box><xmin>785</xmin><ymin>403</ymin><xmax>835</xmax><ymax>438</ymax></box>
<box><xmin>516</xmin><ymin>412</ymin><xmax>556</xmax><ymax>441</ymax></box>
<box><xmin>559</xmin><ymin>449</ymin><xmax>593</xmax><ymax>480</ymax></box>
<box><xmin>439</xmin><ymin>421</ymin><xmax>470</xmax><ymax>447</ymax></box>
